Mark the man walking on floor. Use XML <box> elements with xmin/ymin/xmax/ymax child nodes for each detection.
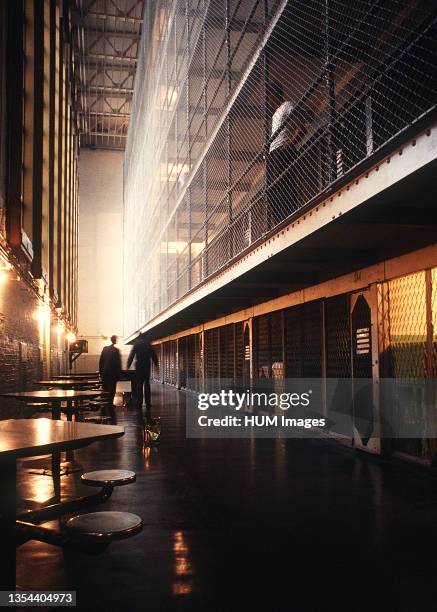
<box><xmin>99</xmin><ymin>335</ymin><xmax>122</xmax><ymax>413</ymax></box>
<box><xmin>127</xmin><ymin>337</ymin><xmax>158</xmax><ymax>422</ymax></box>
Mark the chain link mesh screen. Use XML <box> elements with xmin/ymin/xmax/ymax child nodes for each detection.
<box><xmin>377</xmin><ymin>269</ymin><xmax>437</xmax><ymax>459</ymax></box>
<box><xmin>124</xmin><ymin>0</ymin><xmax>437</xmax><ymax>339</ymax></box>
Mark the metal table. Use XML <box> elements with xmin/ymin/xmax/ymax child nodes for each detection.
<box><xmin>52</xmin><ymin>373</ymin><xmax>98</xmax><ymax>380</ymax></box>
<box><xmin>0</xmin><ymin>390</ymin><xmax>106</xmax><ymax>487</ymax></box>
<box><xmin>0</xmin><ymin>390</ymin><xmax>104</xmax><ymax>420</ymax></box>
<box><xmin>34</xmin><ymin>379</ymin><xmax>100</xmax><ymax>390</ymax></box>
<box><xmin>0</xmin><ymin>418</ymin><xmax>124</xmax><ymax>590</ymax></box>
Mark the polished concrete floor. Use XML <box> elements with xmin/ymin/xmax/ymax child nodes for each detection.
<box><xmin>15</xmin><ymin>384</ymin><xmax>437</xmax><ymax>611</ymax></box>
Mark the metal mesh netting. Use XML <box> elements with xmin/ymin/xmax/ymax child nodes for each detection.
<box><xmin>178</xmin><ymin>335</ymin><xmax>187</xmax><ymax>387</ymax></box>
<box><xmin>283</xmin><ymin>301</ymin><xmax>323</xmax><ymax>377</ymax></box>
<box><xmin>255</xmin><ymin>314</ymin><xmax>270</xmax><ymax>378</ymax></box>
<box><xmin>235</xmin><ymin>321</ymin><xmax>245</xmax><ymax>379</ymax></box>
<box><xmin>325</xmin><ymin>294</ymin><xmax>351</xmax><ymax>378</ymax></box>
<box><xmin>382</xmin><ymin>272</ymin><xmax>428</xmax><ymax>379</ymax></box>
<box><xmin>432</xmin><ymin>268</ymin><xmax>437</xmax><ymax>378</ymax></box>
<box><xmin>163</xmin><ymin>339</ymin><xmax>177</xmax><ymax>384</ymax></box>
<box><xmin>301</xmin><ymin>301</ymin><xmax>323</xmax><ymax>377</ymax></box>
<box><xmin>204</xmin><ymin>327</ymin><xmax>220</xmax><ymax>389</ymax></box>
<box><xmin>219</xmin><ymin>323</ymin><xmax>235</xmax><ymax>379</ymax></box>
<box><xmin>377</xmin><ymin>269</ymin><xmax>437</xmax><ymax>459</ymax></box>
<box><xmin>187</xmin><ymin>334</ymin><xmax>197</xmax><ymax>380</ymax></box>
<box><xmin>123</xmin><ymin>0</ymin><xmax>437</xmax><ymax>337</ymax></box>
<box><xmin>151</xmin><ymin>343</ymin><xmax>162</xmax><ymax>381</ymax></box>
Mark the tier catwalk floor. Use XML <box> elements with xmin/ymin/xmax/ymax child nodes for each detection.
<box><xmin>15</xmin><ymin>384</ymin><xmax>437</xmax><ymax>611</ymax></box>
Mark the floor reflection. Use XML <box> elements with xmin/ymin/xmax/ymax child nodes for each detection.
<box><xmin>142</xmin><ymin>445</ymin><xmax>159</xmax><ymax>470</ymax></box>
<box><xmin>172</xmin><ymin>530</ymin><xmax>194</xmax><ymax>596</ymax></box>
<box><xmin>26</xmin><ymin>473</ymin><xmax>55</xmax><ymax>504</ymax></box>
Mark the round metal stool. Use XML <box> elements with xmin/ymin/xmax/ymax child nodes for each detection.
<box><xmin>81</xmin><ymin>469</ymin><xmax>136</xmax><ymax>488</ymax></box>
<box><xmin>65</xmin><ymin>511</ymin><xmax>143</xmax><ymax>541</ymax></box>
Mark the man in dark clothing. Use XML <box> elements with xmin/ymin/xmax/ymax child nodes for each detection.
<box><xmin>127</xmin><ymin>338</ymin><xmax>158</xmax><ymax>420</ymax></box>
<box><xmin>99</xmin><ymin>335</ymin><xmax>122</xmax><ymax>408</ymax></box>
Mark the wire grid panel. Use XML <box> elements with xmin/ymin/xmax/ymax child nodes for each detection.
<box><xmin>432</xmin><ymin>268</ymin><xmax>437</xmax><ymax>378</ymax></box>
<box><xmin>123</xmin><ymin>0</ymin><xmax>437</xmax><ymax>337</ymax></box>
<box><xmin>385</xmin><ymin>272</ymin><xmax>427</xmax><ymax>379</ymax></box>
<box><xmin>204</xmin><ymin>327</ymin><xmax>220</xmax><ymax>389</ymax></box>
<box><xmin>178</xmin><ymin>336</ymin><xmax>187</xmax><ymax>387</ymax></box>
<box><xmin>254</xmin><ymin>314</ymin><xmax>270</xmax><ymax>379</ymax></box>
<box><xmin>301</xmin><ymin>301</ymin><xmax>323</xmax><ymax>378</ymax></box>
<box><xmin>325</xmin><ymin>294</ymin><xmax>351</xmax><ymax>378</ymax></box>
<box><xmin>377</xmin><ymin>270</ymin><xmax>437</xmax><ymax>460</ymax></box>
<box><xmin>219</xmin><ymin>323</ymin><xmax>235</xmax><ymax>381</ymax></box>
<box><xmin>284</xmin><ymin>305</ymin><xmax>304</xmax><ymax>378</ymax></box>
<box><xmin>187</xmin><ymin>334</ymin><xmax>197</xmax><ymax>380</ymax></box>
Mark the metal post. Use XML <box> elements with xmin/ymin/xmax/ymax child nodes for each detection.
<box><xmin>185</xmin><ymin>0</ymin><xmax>192</xmax><ymax>290</ymax></box>
<box><xmin>188</xmin><ymin>187</ymin><xmax>192</xmax><ymax>289</ymax></box>
<box><xmin>324</xmin><ymin>0</ymin><xmax>336</xmax><ymax>184</ymax></box>
<box><xmin>202</xmin><ymin>26</ymin><xmax>208</xmax><ymax>279</ymax></box>
<box><xmin>365</xmin><ymin>95</ymin><xmax>374</xmax><ymax>156</ymax></box>
<box><xmin>225</xmin><ymin>0</ymin><xmax>233</xmax><ymax>259</ymax></box>
<box><xmin>263</xmin><ymin>0</ymin><xmax>270</xmax><ymax>231</ymax></box>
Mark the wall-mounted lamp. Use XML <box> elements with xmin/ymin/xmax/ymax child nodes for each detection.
<box><xmin>66</xmin><ymin>331</ymin><xmax>76</xmax><ymax>343</ymax></box>
<box><xmin>34</xmin><ymin>304</ymin><xmax>50</xmax><ymax>325</ymax></box>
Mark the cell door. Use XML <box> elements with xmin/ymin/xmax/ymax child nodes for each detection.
<box><xmin>350</xmin><ymin>288</ymin><xmax>380</xmax><ymax>453</ymax></box>
<box><xmin>235</xmin><ymin>320</ymin><xmax>251</xmax><ymax>388</ymax></box>
<box><xmin>243</xmin><ymin>321</ymin><xmax>251</xmax><ymax>382</ymax></box>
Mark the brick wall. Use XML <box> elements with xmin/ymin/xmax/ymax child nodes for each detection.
<box><xmin>0</xmin><ymin>267</ymin><xmax>68</xmax><ymax>418</ymax></box>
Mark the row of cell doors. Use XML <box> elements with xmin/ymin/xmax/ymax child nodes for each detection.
<box><xmin>162</xmin><ymin>291</ymin><xmax>378</xmax><ymax>452</ymax></box>
<box><xmin>253</xmin><ymin>289</ymin><xmax>378</xmax><ymax>452</ymax></box>
<box><xmin>155</xmin><ymin>268</ymin><xmax>437</xmax><ymax>461</ymax></box>
<box><xmin>176</xmin><ymin>323</ymin><xmax>252</xmax><ymax>391</ymax></box>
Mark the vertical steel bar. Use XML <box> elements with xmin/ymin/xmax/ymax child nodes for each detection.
<box><xmin>262</xmin><ymin>0</ymin><xmax>270</xmax><ymax>230</ymax></box>
<box><xmin>365</xmin><ymin>95</ymin><xmax>374</xmax><ymax>156</ymax></box>
<box><xmin>202</xmin><ymin>24</ymin><xmax>208</xmax><ymax>279</ymax></box>
<box><xmin>225</xmin><ymin>0</ymin><xmax>233</xmax><ymax>259</ymax></box>
<box><xmin>186</xmin><ymin>0</ymin><xmax>192</xmax><ymax>289</ymax></box>
<box><xmin>324</xmin><ymin>0</ymin><xmax>336</xmax><ymax>183</ymax></box>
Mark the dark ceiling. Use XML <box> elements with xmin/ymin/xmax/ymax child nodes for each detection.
<box><xmin>73</xmin><ymin>0</ymin><xmax>144</xmax><ymax>150</ymax></box>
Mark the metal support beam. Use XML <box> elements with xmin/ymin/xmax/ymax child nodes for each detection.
<box><xmin>76</xmin><ymin>60</ymin><xmax>135</xmax><ymax>73</ymax></box>
<box><xmin>86</xmin><ymin>12</ymin><xmax>143</xmax><ymax>24</ymax></box>
<box><xmin>79</xmin><ymin>85</ymin><xmax>133</xmax><ymax>95</ymax></box>
<box><xmin>86</xmin><ymin>110</ymin><xmax>130</xmax><ymax>118</ymax></box>
<box><xmin>80</xmin><ymin>52</ymin><xmax>137</xmax><ymax>63</ymax></box>
<box><xmin>86</xmin><ymin>28</ymin><xmax>141</xmax><ymax>40</ymax></box>
<box><xmin>88</xmin><ymin>131</ymin><xmax>127</xmax><ymax>138</ymax></box>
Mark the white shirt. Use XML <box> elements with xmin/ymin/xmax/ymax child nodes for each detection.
<box><xmin>269</xmin><ymin>101</ymin><xmax>295</xmax><ymax>153</ymax></box>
